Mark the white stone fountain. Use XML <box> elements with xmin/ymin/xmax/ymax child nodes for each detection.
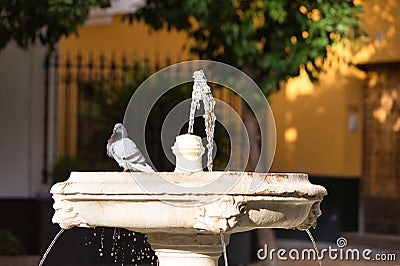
<box><xmin>50</xmin><ymin>69</ymin><xmax>327</xmax><ymax>266</ymax></box>
<box><xmin>51</xmin><ymin>171</ymin><xmax>326</xmax><ymax>265</ymax></box>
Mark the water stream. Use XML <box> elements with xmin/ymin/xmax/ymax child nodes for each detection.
<box><xmin>188</xmin><ymin>70</ymin><xmax>216</xmax><ymax>171</ymax></box>
<box><xmin>305</xmin><ymin>229</ymin><xmax>322</xmax><ymax>266</ymax></box>
<box><xmin>220</xmin><ymin>232</ymin><xmax>229</xmax><ymax>266</ymax></box>
<box><xmin>38</xmin><ymin>228</ymin><xmax>65</xmax><ymax>266</ymax></box>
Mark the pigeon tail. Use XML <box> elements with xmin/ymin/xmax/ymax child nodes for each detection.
<box><xmin>126</xmin><ymin>162</ymin><xmax>155</xmax><ymax>173</ymax></box>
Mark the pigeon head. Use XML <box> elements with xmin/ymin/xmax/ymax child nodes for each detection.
<box><xmin>113</xmin><ymin>123</ymin><xmax>123</xmax><ymax>131</ymax></box>
<box><xmin>113</xmin><ymin>123</ymin><xmax>128</xmax><ymax>138</ymax></box>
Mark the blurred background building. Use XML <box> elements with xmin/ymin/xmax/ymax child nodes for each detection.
<box><xmin>0</xmin><ymin>0</ymin><xmax>398</xmax><ymax>264</ymax></box>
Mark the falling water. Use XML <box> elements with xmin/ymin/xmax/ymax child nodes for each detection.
<box><xmin>220</xmin><ymin>232</ymin><xmax>229</xmax><ymax>266</ymax></box>
<box><xmin>87</xmin><ymin>227</ymin><xmax>157</xmax><ymax>265</ymax></box>
<box><xmin>188</xmin><ymin>70</ymin><xmax>216</xmax><ymax>171</ymax></box>
<box><xmin>305</xmin><ymin>229</ymin><xmax>322</xmax><ymax>266</ymax></box>
<box><xmin>38</xmin><ymin>228</ymin><xmax>65</xmax><ymax>266</ymax></box>
<box><xmin>98</xmin><ymin>227</ymin><xmax>105</xmax><ymax>257</ymax></box>
<box><xmin>111</xmin><ymin>227</ymin><xmax>121</xmax><ymax>263</ymax></box>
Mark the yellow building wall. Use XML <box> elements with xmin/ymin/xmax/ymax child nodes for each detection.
<box><xmin>59</xmin><ymin>16</ymin><xmax>192</xmax><ymax>64</ymax></box>
<box><xmin>355</xmin><ymin>0</ymin><xmax>400</xmax><ymax>64</ymax></box>
<box><xmin>270</xmin><ymin>0</ymin><xmax>400</xmax><ymax>177</ymax></box>
<box><xmin>269</xmin><ymin>65</ymin><xmax>365</xmax><ymax>177</ymax></box>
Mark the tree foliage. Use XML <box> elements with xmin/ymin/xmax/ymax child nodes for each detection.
<box><xmin>0</xmin><ymin>0</ymin><xmax>110</xmax><ymax>51</ymax></box>
<box><xmin>129</xmin><ymin>0</ymin><xmax>363</xmax><ymax>95</ymax></box>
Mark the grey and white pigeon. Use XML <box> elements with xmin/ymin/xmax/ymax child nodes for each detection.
<box><xmin>107</xmin><ymin>123</ymin><xmax>155</xmax><ymax>172</ymax></box>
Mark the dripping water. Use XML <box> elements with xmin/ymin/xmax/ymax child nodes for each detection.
<box><xmin>111</xmin><ymin>227</ymin><xmax>121</xmax><ymax>263</ymax></box>
<box><xmin>39</xmin><ymin>228</ymin><xmax>65</xmax><ymax>266</ymax></box>
<box><xmin>220</xmin><ymin>232</ymin><xmax>228</xmax><ymax>266</ymax></box>
<box><xmin>305</xmin><ymin>229</ymin><xmax>322</xmax><ymax>266</ymax></box>
<box><xmin>98</xmin><ymin>227</ymin><xmax>104</xmax><ymax>257</ymax></box>
<box><xmin>91</xmin><ymin>228</ymin><xmax>157</xmax><ymax>265</ymax></box>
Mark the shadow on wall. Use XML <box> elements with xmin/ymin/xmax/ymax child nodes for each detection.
<box><xmin>271</xmin><ymin>65</ymin><xmax>364</xmax><ymax>177</ymax></box>
<box><xmin>354</xmin><ymin>0</ymin><xmax>400</xmax><ymax>64</ymax></box>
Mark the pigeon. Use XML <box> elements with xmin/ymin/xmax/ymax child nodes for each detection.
<box><xmin>107</xmin><ymin>123</ymin><xmax>155</xmax><ymax>172</ymax></box>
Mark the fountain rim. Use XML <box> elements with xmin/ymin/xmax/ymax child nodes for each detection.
<box><xmin>51</xmin><ymin>171</ymin><xmax>326</xmax><ymax>232</ymax></box>
<box><xmin>50</xmin><ymin>171</ymin><xmax>327</xmax><ymax>198</ymax></box>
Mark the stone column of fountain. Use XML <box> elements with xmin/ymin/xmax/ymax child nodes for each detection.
<box><xmin>50</xmin><ymin>70</ymin><xmax>327</xmax><ymax>266</ymax></box>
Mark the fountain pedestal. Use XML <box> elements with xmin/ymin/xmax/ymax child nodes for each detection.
<box><xmin>147</xmin><ymin>233</ymin><xmax>226</xmax><ymax>266</ymax></box>
<box><xmin>51</xmin><ymin>172</ymin><xmax>326</xmax><ymax>266</ymax></box>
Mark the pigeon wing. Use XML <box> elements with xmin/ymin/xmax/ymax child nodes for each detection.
<box><xmin>111</xmin><ymin>138</ymin><xmax>155</xmax><ymax>172</ymax></box>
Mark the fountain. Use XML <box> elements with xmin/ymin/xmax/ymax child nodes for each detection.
<box><xmin>50</xmin><ymin>68</ymin><xmax>327</xmax><ymax>266</ymax></box>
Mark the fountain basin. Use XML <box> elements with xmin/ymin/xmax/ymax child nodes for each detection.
<box><xmin>51</xmin><ymin>172</ymin><xmax>326</xmax><ymax>265</ymax></box>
